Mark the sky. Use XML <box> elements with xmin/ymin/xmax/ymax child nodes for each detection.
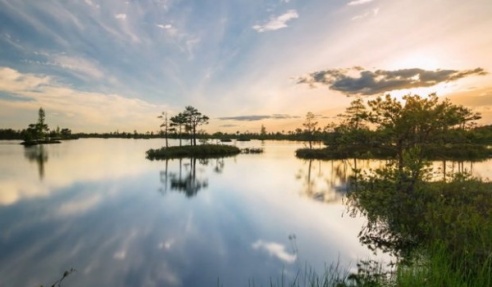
<box><xmin>0</xmin><ymin>0</ymin><xmax>491</xmax><ymax>133</ymax></box>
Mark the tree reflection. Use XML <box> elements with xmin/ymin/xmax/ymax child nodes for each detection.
<box><xmin>296</xmin><ymin>159</ymin><xmax>362</xmax><ymax>203</ymax></box>
<box><xmin>24</xmin><ymin>145</ymin><xmax>48</xmax><ymax>180</ymax></box>
<box><xmin>159</xmin><ymin>157</ymin><xmax>225</xmax><ymax>198</ymax></box>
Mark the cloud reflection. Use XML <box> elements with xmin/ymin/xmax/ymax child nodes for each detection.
<box><xmin>252</xmin><ymin>240</ymin><xmax>297</xmax><ymax>264</ymax></box>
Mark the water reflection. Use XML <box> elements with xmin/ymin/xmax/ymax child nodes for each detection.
<box><xmin>1</xmin><ymin>139</ymin><xmax>489</xmax><ymax>286</ymax></box>
<box><xmin>159</xmin><ymin>158</ymin><xmax>226</xmax><ymax>197</ymax></box>
<box><xmin>296</xmin><ymin>159</ymin><xmax>356</xmax><ymax>203</ymax></box>
<box><xmin>436</xmin><ymin>160</ymin><xmax>475</xmax><ymax>182</ymax></box>
<box><xmin>24</xmin><ymin>145</ymin><xmax>48</xmax><ymax>180</ymax></box>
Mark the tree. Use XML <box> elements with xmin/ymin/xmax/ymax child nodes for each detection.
<box><xmin>367</xmin><ymin>94</ymin><xmax>480</xmax><ymax>177</ymax></box>
<box><xmin>158</xmin><ymin>112</ymin><xmax>170</xmax><ymax>148</ymax></box>
<box><xmin>302</xmin><ymin>112</ymin><xmax>318</xmax><ymax>149</ymax></box>
<box><xmin>260</xmin><ymin>124</ymin><xmax>267</xmax><ymax>140</ymax></box>
<box><xmin>170</xmin><ymin>113</ymin><xmax>188</xmax><ymax>146</ymax></box>
<box><xmin>334</xmin><ymin>98</ymin><xmax>371</xmax><ymax>148</ymax></box>
<box><xmin>24</xmin><ymin>107</ymin><xmax>50</xmax><ymax>141</ymax></box>
<box><xmin>182</xmin><ymin>106</ymin><xmax>209</xmax><ymax>146</ymax></box>
<box><xmin>345</xmin><ymin>94</ymin><xmax>486</xmax><ymax>264</ymax></box>
<box><xmin>36</xmin><ymin>107</ymin><xmax>49</xmax><ymax>139</ymax></box>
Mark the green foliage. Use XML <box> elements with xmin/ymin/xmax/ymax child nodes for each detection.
<box><xmin>334</xmin><ymin>94</ymin><xmax>491</xmax><ymax>285</ymax></box>
<box><xmin>300</xmin><ymin>94</ymin><xmax>489</xmax><ymax>162</ymax></box>
<box><xmin>146</xmin><ymin>144</ymin><xmax>240</xmax><ymax>160</ymax></box>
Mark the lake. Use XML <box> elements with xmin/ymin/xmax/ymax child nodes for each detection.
<box><xmin>0</xmin><ymin>139</ymin><xmax>489</xmax><ymax>286</ymax></box>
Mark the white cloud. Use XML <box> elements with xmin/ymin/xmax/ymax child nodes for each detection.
<box><xmin>348</xmin><ymin>0</ymin><xmax>373</xmax><ymax>6</ymax></box>
<box><xmin>115</xmin><ymin>13</ymin><xmax>127</xmax><ymax>20</ymax></box>
<box><xmin>48</xmin><ymin>54</ymin><xmax>105</xmax><ymax>79</ymax></box>
<box><xmin>0</xmin><ymin>67</ymin><xmax>168</xmax><ymax>132</ymax></box>
<box><xmin>352</xmin><ymin>8</ymin><xmax>379</xmax><ymax>20</ymax></box>
<box><xmin>157</xmin><ymin>23</ymin><xmax>178</xmax><ymax>37</ymax></box>
<box><xmin>253</xmin><ymin>10</ymin><xmax>299</xmax><ymax>33</ymax></box>
<box><xmin>252</xmin><ymin>240</ymin><xmax>297</xmax><ymax>263</ymax></box>
<box><xmin>84</xmin><ymin>0</ymin><xmax>99</xmax><ymax>8</ymax></box>
<box><xmin>57</xmin><ymin>193</ymin><xmax>102</xmax><ymax>216</ymax></box>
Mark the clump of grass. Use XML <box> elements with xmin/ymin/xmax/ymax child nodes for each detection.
<box><xmin>146</xmin><ymin>144</ymin><xmax>241</xmax><ymax>160</ymax></box>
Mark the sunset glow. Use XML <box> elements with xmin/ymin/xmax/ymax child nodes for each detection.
<box><xmin>0</xmin><ymin>0</ymin><xmax>491</xmax><ymax>133</ymax></box>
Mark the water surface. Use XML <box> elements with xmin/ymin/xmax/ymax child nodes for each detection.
<box><xmin>1</xmin><ymin>139</ymin><xmax>487</xmax><ymax>286</ymax></box>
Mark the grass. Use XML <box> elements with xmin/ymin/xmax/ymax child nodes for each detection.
<box><xmin>395</xmin><ymin>243</ymin><xmax>492</xmax><ymax>287</ymax></box>
<box><xmin>146</xmin><ymin>144</ymin><xmax>241</xmax><ymax>160</ymax></box>
<box><xmin>296</xmin><ymin>144</ymin><xmax>492</xmax><ymax>161</ymax></box>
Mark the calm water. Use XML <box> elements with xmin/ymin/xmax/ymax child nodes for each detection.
<box><xmin>0</xmin><ymin>139</ymin><xmax>489</xmax><ymax>286</ymax></box>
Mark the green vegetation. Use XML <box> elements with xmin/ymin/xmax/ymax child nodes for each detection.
<box><xmin>147</xmin><ymin>106</ymin><xmax>236</xmax><ymax>160</ymax></box>
<box><xmin>330</xmin><ymin>94</ymin><xmax>492</xmax><ymax>286</ymax></box>
<box><xmin>163</xmin><ymin>106</ymin><xmax>209</xmax><ymax>146</ymax></box>
<box><xmin>297</xmin><ymin>94</ymin><xmax>490</xmax><ymax>161</ymax></box>
<box><xmin>146</xmin><ymin>144</ymin><xmax>241</xmax><ymax>160</ymax></box>
<box><xmin>296</xmin><ymin>143</ymin><xmax>491</xmax><ymax>161</ymax></box>
<box><xmin>21</xmin><ymin>108</ymin><xmax>65</xmax><ymax>146</ymax></box>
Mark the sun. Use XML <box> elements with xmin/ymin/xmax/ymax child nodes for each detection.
<box><xmin>384</xmin><ymin>53</ymin><xmax>457</xmax><ymax>99</ymax></box>
<box><xmin>390</xmin><ymin>52</ymin><xmax>441</xmax><ymax>71</ymax></box>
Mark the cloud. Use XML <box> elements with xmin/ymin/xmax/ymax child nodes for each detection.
<box><xmin>114</xmin><ymin>13</ymin><xmax>127</xmax><ymax>20</ymax></box>
<box><xmin>297</xmin><ymin>67</ymin><xmax>487</xmax><ymax>96</ymax></box>
<box><xmin>56</xmin><ymin>193</ymin><xmax>102</xmax><ymax>216</ymax></box>
<box><xmin>218</xmin><ymin>114</ymin><xmax>300</xmax><ymax>121</ymax></box>
<box><xmin>0</xmin><ymin>67</ymin><xmax>168</xmax><ymax>131</ymax></box>
<box><xmin>348</xmin><ymin>0</ymin><xmax>373</xmax><ymax>5</ymax></box>
<box><xmin>156</xmin><ymin>24</ymin><xmax>178</xmax><ymax>37</ymax></box>
<box><xmin>253</xmin><ymin>10</ymin><xmax>299</xmax><ymax>32</ymax></box>
<box><xmin>0</xmin><ymin>91</ymin><xmax>33</xmax><ymax>102</ymax></box>
<box><xmin>252</xmin><ymin>240</ymin><xmax>296</xmax><ymax>263</ymax></box>
<box><xmin>352</xmin><ymin>8</ymin><xmax>379</xmax><ymax>20</ymax></box>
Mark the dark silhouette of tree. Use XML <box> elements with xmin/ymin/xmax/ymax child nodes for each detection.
<box><xmin>158</xmin><ymin>112</ymin><xmax>170</xmax><ymax>148</ymax></box>
<box><xmin>182</xmin><ymin>106</ymin><xmax>209</xmax><ymax>146</ymax></box>
<box><xmin>36</xmin><ymin>107</ymin><xmax>49</xmax><ymax>139</ymax></box>
<box><xmin>24</xmin><ymin>107</ymin><xmax>50</xmax><ymax>141</ymax></box>
<box><xmin>302</xmin><ymin>112</ymin><xmax>319</xmax><ymax>149</ymax></box>
<box><xmin>260</xmin><ymin>124</ymin><xmax>267</xmax><ymax>140</ymax></box>
<box><xmin>170</xmin><ymin>113</ymin><xmax>188</xmax><ymax>146</ymax></box>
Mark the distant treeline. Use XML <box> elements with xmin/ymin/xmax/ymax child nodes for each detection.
<box><xmin>0</xmin><ymin>128</ymin><xmax>74</xmax><ymax>140</ymax></box>
<box><xmin>3</xmin><ymin>125</ymin><xmax>492</xmax><ymax>143</ymax></box>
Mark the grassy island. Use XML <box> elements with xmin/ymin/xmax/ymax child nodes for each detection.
<box><xmin>21</xmin><ymin>139</ymin><xmax>62</xmax><ymax>147</ymax></box>
<box><xmin>146</xmin><ymin>144</ymin><xmax>241</xmax><ymax>160</ymax></box>
<box><xmin>296</xmin><ymin>143</ymin><xmax>492</xmax><ymax>161</ymax></box>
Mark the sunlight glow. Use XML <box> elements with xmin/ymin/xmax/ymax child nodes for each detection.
<box><xmin>388</xmin><ymin>82</ymin><xmax>456</xmax><ymax>100</ymax></box>
<box><xmin>391</xmin><ymin>53</ymin><xmax>441</xmax><ymax>70</ymax></box>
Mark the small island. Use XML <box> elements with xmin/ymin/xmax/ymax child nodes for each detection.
<box><xmin>146</xmin><ymin>144</ymin><xmax>241</xmax><ymax>160</ymax></box>
<box><xmin>146</xmin><ymin>106</ymin><xmax>241</xmax><ymax>160</ymax></box>
<box><xmin>20</xmin><ymin>107</ymin><xmax>73</xmax><ymax>146</ymax></box>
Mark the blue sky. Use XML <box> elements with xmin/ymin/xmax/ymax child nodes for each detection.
<box><xmin>1</xmin><ymin>0</ymin><xmax>491</xmax><ymax>133</ymax></box>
